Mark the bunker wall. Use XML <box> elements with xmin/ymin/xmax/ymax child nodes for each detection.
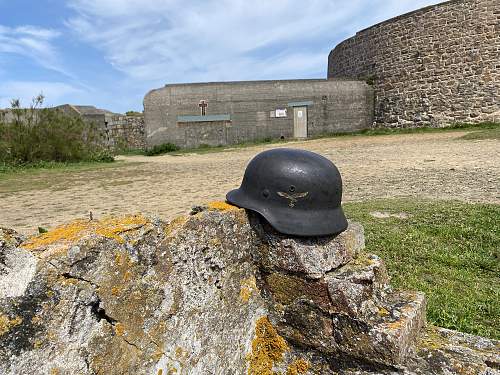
<box><xmin>144</xmin><ymin>79</ymin><xmax>374</xmax><ymax>148</ymax></box>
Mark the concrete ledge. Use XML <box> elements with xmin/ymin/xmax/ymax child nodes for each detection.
<box><xmin>288</xmin><ymin>101</ymin><xmax>314</xmax><ymax>107</ymax></box>
<box><xmin>177</xmin><ymin>114</ymin><xmax>231</xmax><ymax>122</ymax></box>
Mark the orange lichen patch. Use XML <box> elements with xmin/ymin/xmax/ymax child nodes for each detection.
<box><xmin>22</xmin><ymin>215</ymin><xmax>148</xmax><ymax>250</ymax></box>
<box><xmin>207</xmin><ymin>201</ymin><xmax>239</xmax><ymax>211</ymax></box>
<box><xmin>0</xmin><ymin>314</ymin><xmax>22</xmax><ymax>336</ymax></box>
<box><xmin>240</xmin><ymin>276</ymin><xmax>259</xmax><ymax>303</ymax></box>
<box><xmin>246</xmin><ymin>316</ymin><xmax>289</xmax><ymax>375</ymax></box>
<box><xmin>164</xmin><ymin>216</ymin><xmax>188</xmax><ymax>237</ymax></box>
<box><xmin>22</xmin><ymin>220</ymin><xmax>89</xmax><ymax>250</ymax></box>
<box><xmin>286</xmin><ymin>359</ymin><xmax>310</xmax><ymax>375</ymax></box>
<box><xmin>385</xmin><ymin>318</ymin><xmax>405</xmax><ymax>330</ymax></box>
<box><xmin>94</xmin><ymin>215</ymin><xmax>149</xmax><ymax>243</ymax></box>
<box><xmin>115</xmin><ymin>323</ymin><xmax>125</xmax><ymax>336</ymax></box>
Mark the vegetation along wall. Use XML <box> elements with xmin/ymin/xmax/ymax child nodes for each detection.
<box><xmin>328</xmin><ymin>0</ymin><xmax>499</xmax><ymax>127</ymax></box>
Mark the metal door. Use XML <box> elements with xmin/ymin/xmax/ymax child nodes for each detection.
<box><xmin>293</xmin><ymin>107</ymin><xmax>307</xmax><ymax>138</ymax></box>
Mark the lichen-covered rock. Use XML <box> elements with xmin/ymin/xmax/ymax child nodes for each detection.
<box><xmin>331</xmin><ymin>290</ymin><xmax>426</xmax><ymax>366</ymax></box>
<box><xmin>0</xmin><ymin>206</ymin><xmax>498</xmax><ymax>375</ymax></box>
<box><xmin>325</xmin><ymin>252</ymin><xmax>390</xmax><ymax>318</ymax></box>
<box><xmin>251</xmin><ymin>215</ymin><xmax>364</xmax><ymax>279</ymax></box>
<box><xmin>0</xmin><ymin>209</ymin><xmax>269</xmax><ymax>374</ymax></box>
<box><xmin>409</xmin><ymin>326</ymin><xmax>500</xmax><ymax>375</ymax></box>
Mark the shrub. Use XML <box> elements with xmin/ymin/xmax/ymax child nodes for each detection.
<box><xmin>145</xmin><ymin>142</ymin><xmax>180</xmax><ymax>156</ymax></box>
<box><xmin>0</xmin><ymin>95</ymin><xmax>113</xmax><ymax>166</ymax></box>
<box><xmin>125</xmin><ymin>111</ymin><xmax>143</xmax><ymax>117</ymax></box>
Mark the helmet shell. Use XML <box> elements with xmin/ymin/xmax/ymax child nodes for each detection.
<box><xmin>226</xmin><ymin>148</ymin><xmax>348</xmax><ymax>236</ymax></box>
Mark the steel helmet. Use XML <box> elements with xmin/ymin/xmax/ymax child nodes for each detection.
<box><xmin>226</xmin><ymin>148</ymin><xmax>348</xmax><ymax>236</ymax></box>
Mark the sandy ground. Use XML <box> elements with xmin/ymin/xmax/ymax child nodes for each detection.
<box><xmin>1</xmin><ymin>131</ymin><xmax>498</xmax><ymax>235</ymax></box>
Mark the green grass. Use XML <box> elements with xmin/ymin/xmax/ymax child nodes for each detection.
<box><xmin>317</xmin><ymin>121</ymin><xmax>499</xmax><ymax>139</ymax></box>
<box><xmin>459</xmin><ymin>126</ymin><xmax>500</xmax><ymax>141</ymax></box>
<box><xmin>0</xmin><ymin>160</ymin><xmax>121</xmax><ymax>177</ymax></box>
<box><xmin>343</xmin><ymin>199</ymin><xmax>499</xmax><ymax>339</ymax></box>
<box><xmin>136</xmin><ymin>122</ymin><xmax>499</xmax><ymax>156</ymax></box>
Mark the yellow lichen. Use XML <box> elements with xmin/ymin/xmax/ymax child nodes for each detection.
<box><xmin>0</xmin><ymin>314</ymin><xmax>23</xmax><ymax>337</ymax></box>
<box><xmin>164</xmin><ymin>216</ymin><xmax>188</xmax><ymax>237</ymax></box>
<box><xmin>157</xmin><ymin>370</ymin><xmax>163</xmax><ymax>375</ymax></box>
<box><xmin>33</xmin><ymin>339</ymin><xmax>43</xmax><ymax>349</ymax></box>
<box><xmin>207</xmin><ymin>201</ymin><xmax>239</xmax><ymax>211</ymax></box>
<box><xmin>286</xmin><ymin>359</ymin><xmax>310</xmax><ymax>375</ymax></box>
<box><xmin>152</xmin><ymin>347</ymin><xmax>165</xmax><ymax>362</ymax></box>
<box><xmin>240</xmin><ymin>276</ymin><xmax>259</xmax><ymax>303</ymax></box>
<box><xmin>246</xmin><ymin>316</ymin><xmax>289</xmax><ymax>375</ymax></box>
<box><xmin>377</xmin><ymin>307</ymin><xmax>390</xmax><ymax>317</ymax></box>
<box><xmin>417</xmin><ymin>326</ymin><xmax>448</xmax><ymax>351</ymax></box>
<box><xmin>50</xmin><ymin>368</ymin><xmax>60</xmax><ymax>375</ymax></box>
<box><xmin>114</xmin><ymin>323</ymin><xmax>125</xmax><ymax>336</ymax></box>
<box><xmin>22</xmin><ymin>215</ymin><xmax>148</xmax><ymax>250</ymax></box>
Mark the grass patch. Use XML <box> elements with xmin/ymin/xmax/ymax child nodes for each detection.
<box><xmin>0</xmin><ymin>161</ymin><xmax>121</xmax><ymax>180</ymax></box>
<box><xmin>459</xmin><ymin>126</ymin><xmax>500</xmax><ymax>141</ymax></box>
<box><xmin>145</xmin><ymin>143</ymin><xmax>180</xmax><ymax>156</ymax></box>
<box><xmin>343</xmin><ymin>199</ymin><xmax>499</xmax><ymax>340</ymax></box>
<box><xmin>139</xmin><ymin>122</ymin><xmax>499</xmax><ymax>156</ymax></box>
<box><xmin>316</xmin><ymin>121</ymin><xmax>499</xmax><ymax>139</ymax></box>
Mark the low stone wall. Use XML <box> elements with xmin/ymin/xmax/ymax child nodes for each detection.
<box><xmin>0</xmin><ymin>204</ymin><xmax>498</xmax><ymax>374</ymax></box>
<box><xmin>104</xmin><ymin>115</ymin><xmax>146</xmax><ymax>150</ymax></box>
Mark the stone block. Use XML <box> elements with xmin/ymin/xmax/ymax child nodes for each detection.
<box><xmin>253</xmin><ymin>219</ymin><xmax>364</xmax><ymax>279</ymax></box>
<box><xmin>325</xmin><ymin>252</ymin><xmax>390</xmax><ymax>318</ymax></box>
<box><xmin>263</xmin><ymin>272</ymin><xmax>332</xmax><ymax>312</ymax></box>
<box><xmin>277</xmin><ymin>300</ymin><xmax>337</xmax><ymax>353</ymax></box>
<box><xmin>332</xmin><ymin>290</ymin><xmax>426</xmax><ymax>366</ymax></box>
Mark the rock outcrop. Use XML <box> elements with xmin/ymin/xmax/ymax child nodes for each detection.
<box><xmin>0</xmin><ymin>204</ymin><xmax>498</xmax><ymax>374</ymax></box>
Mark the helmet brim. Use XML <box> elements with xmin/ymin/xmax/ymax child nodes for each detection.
<box><xmin>226</xmin><ymin>188</ymin><xmax>348</xmax><ymax>237</ymax></box>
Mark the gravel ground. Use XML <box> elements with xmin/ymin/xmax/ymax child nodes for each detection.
<box><xmin>1</xmin><ymin>131</ymin><xmax>498</xmax><ymax>235</ymax></box>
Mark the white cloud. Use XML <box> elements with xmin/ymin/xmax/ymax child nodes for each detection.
<box><xmin>66</xmin><ymin>0</ymin><xmax>440</xmax><ymax>86</ymax></box>
<box><xmin>0</xmin><ymin>81</ymin><xmax>83</xmax><ymax>108</ymax></box>
<box><xmin>0</xmin><ymin>25</ymin><xmax>71</xmax><ymax>77</ymax></box>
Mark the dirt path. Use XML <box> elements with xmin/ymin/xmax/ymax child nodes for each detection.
<box><xmin>1</xmin><ymin>131</ymin><xmax>498</xmax><ymax>235</ymax></box>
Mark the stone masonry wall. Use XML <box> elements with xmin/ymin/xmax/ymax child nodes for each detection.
<box><xmin>328</xmin><ymin>0</ymin><xmax>500</xmax><ymax>127</ymax></box>
<box><xmin>104</xmin><ymin>115</ymin><xmax>146</xmax><ymax>150</ymax></box>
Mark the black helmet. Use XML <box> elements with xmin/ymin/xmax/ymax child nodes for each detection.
<box><xmin>226</xmin><ymin>148</ymin><xmax>348</xmax><ymax>236</ymax></box>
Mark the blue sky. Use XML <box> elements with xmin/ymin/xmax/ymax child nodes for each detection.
<box><xmin>0</xmin><ymin>0</ymin><xmax>440</xmax><ymax>113</ymax></box>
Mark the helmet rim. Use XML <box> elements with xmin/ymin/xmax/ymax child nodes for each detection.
<box><xmin>226</xmin><ymin>187</ymin><xmax>348</xmax><ymax>237</ymax></box>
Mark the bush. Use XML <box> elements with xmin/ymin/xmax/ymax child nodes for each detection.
<box><xmin>0</xmin><ymin>95</ymin><xmax>113</xmax><ymax>166</ymax></box>
<box><xmin>145</xmin><ymin>143</ymin><xmax>180</xmax><ymax>156</ymax></box>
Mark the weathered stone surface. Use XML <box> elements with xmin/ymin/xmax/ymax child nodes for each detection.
<box><xmin>1</xmin><ymin>206</ymin><xmax>498</xmax><ymax>374</ymax></box>
<box><xmin>0</xmin><ymin>210</ymin><xmax>268</xmax><ymax>374</ymax></box>
<box><xmin>409</xmin><ymin>326</ymin><xmax>500</xmax><ymax>375</ymax></box>
<box><xmin>252</xmin><ymin>216</ymin><xmax>364</xmax><ymax>279</ymax></box>
<box><xmin>331</xmin><ymin>291</ymin><xmax>426</xmax><ymax>366</ymax></box>
<box><xmin>325</xmin><ymin>252</ymin><xmax>390</xmax><ymax>318</ymax></box>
